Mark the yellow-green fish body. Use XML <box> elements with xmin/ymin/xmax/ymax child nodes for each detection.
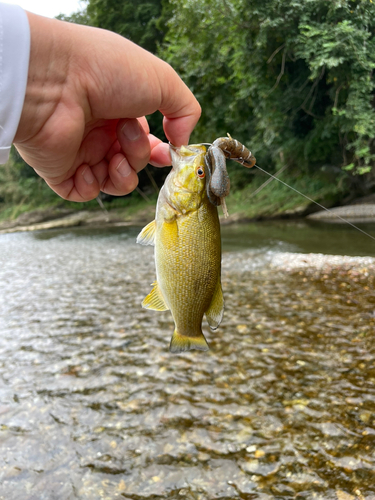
<box><xmin>137</xmin><ymin>144</ymin><xmax>224</xmax><ymax>353</ymax></box>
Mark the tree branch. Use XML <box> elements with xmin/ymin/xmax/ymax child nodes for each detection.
<box><xmin>267</xmin><ymin>48</ymin><xmax>286</xmax><ymax>96</ymax></box>
<box><xmin>296</xmin><ymin>66</ymin><xmax>325</xmax><ymax>113</ymax></box>
<box><xmin>267</xmin><ymin>43</ymin><xmax>286</xmax><ymax>64</ymax></box>
<box><xmin>334</xmin><ymin>83</ymin><xmax>344</xmax><ymax>109</ymax></box>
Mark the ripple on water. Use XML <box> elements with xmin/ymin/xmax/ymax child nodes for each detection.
<box><xmin>0</xmin><ymin>229</ymin><xmax>374</xmax><ymax>499</ymax></box>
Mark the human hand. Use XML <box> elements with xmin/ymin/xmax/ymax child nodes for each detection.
<box><xmin>14</xmin><ymin>13</ymin><xmax>201</xmax><ymax>201</ymax></box>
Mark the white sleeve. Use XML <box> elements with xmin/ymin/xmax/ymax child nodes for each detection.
<box><xmin>0</xmin><ymin>3</ymin><xmax>30</xmax><ymax>164</ymax></box>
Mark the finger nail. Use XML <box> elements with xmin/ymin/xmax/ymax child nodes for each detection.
<box><xmin>122</xmin><ymin>119</ymin><xmax>141</xmax><ymax>141</ymax></box>
<box><xmin>82</xmin><ymin>166</ymin><xmax>95</xmax><ymax>184</ymax></box>
<box><xmin>117</xmin><ymin>158</ymin><xmax>132</xmax><ymax>177</ymax></box>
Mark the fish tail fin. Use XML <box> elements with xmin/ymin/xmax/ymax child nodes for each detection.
<box><xmin>169</xmin><ymin>330</ymin><xmax>209</xmax><ymax>353</ymax></box>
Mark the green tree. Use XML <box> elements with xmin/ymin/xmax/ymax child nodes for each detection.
<box><xmin>160</xmin><ymin>0</ymin><xmax>375</xmax><ymax>177</ymax></box>
<box><xmin>59</xmin><ymin>0</ymin><xmax>165</xmax><ymax>53</ymax></box>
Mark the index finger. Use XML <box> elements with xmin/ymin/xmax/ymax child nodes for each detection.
<box><xmin>76</xmin><ymin>31</ymin><xmax>201</xmax><ymax>146</ymax></box>
<box><xmin>158</xmin><ymin>64</ymin><xmax>202</xmax><ymax>146</ymax></box>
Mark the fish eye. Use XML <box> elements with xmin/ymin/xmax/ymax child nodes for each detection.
<box><xmin>196</xmin><ymin>167</ymin><xmax>205</xmax><ymax>178</ymax></box>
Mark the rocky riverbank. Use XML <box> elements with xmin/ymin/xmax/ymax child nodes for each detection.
<box><xmin>0</xmin><ymin>205</ymin><xmax>156</xmax><ymax>235</ymax></box>
<box><xmin>306</xmin><ymin>193</ymin><xmax>375</xmax><ymax>223</ymax></box>
<box><xmin>0</xmin><ymin>204</ymin><xmax>251</xmax><ymax>234</ymax></box>
<box><xmin>270</xmin><ymin>251</ymin><xmax>375</xmax><ymax>272</ymax></box>
<box><xmin>308</xmin><ymin>204</ymin><xmax>375</xmax><ymax>223</ymax></box>
<box><xmin>1</xmin><ymin>195</ymin><xmax>375</xmax><ymax>235</ymax></box>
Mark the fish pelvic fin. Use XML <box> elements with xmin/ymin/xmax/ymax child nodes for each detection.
<box><xmin>205</xmin><ymin>277</ymin><xmax>224</xmax><ymax>330</ymax></box>
<box><xmin>136</xmin><ymin>220</ymin><xmax>156</xmax><ymax>246</ymax></box>
<box><xmin>142</xmin><ymin>281</ymin><xmax>169</xmax><ymax>311</ymax></box>
<box><xmin>169</xmin><ymin>330</ymin><xmax>209</xmax><ymax>353</ymax></box>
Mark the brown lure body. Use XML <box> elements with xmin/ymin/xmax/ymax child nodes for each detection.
<box><xmin>205</xmin><ymin>134</ymin><xmax>256</xmax><ymax>211</ymax></box>
<box><xmin>212</xmin><ymin>134</ymin><xmax>256</xmax><ymax>169</ymax></box>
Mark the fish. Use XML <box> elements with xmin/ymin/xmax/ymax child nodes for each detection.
<box><xmin>136</xmin><ymin>144</ymin><xmax>224</xmax><ymax>353</ymax></box>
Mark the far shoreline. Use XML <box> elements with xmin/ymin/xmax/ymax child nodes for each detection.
<box><xmin>1</xmin><ymin>195</ymin><xmax>375</xmax><ymax>236</ymax></box>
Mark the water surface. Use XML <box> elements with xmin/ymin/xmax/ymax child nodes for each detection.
<box><xmin>0</xmin><ymin>221</ymin><xmax>374</xmax><ymax>499</ymax></box>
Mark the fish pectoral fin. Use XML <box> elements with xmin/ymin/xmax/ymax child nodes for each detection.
<box><xmin>170</xmin><ymin>330</ymin><xmax>209</xmax><ymax>353</ymax></box>
<box><xmin>205</xmin><ymin>278</ymin><xmax>224</xmax><ymax>330</ymax></box>
<box><xmin>142</xmin><ymin>281</ymin><xmax>169</xmax><ymax>311</ymax></box>
<box><xmin>136</xmin><ymin>220</ymin><xmax>156</xmax><ymax>246</ymax></box>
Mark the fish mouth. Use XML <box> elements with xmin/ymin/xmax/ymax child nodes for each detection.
<box><xmin>169</xmin><ymin>142</ymin><xmax>206</xmax><ymax>156</ymax></box>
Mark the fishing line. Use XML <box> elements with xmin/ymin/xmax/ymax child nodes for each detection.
<box><xmin>253</xmin><ymin>164</ymin><xmax>375</xmax><ymax>243</ymax></box>
<box><xmin>96</xmin><ymin>195</ymin><xmax>109</xmax><ymax>214</ymax></box>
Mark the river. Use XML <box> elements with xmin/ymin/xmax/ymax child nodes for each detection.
<box><xmin>0</xmin><ymin>220</ymin><xmax>374</xmax><ymax>500</ymax></box>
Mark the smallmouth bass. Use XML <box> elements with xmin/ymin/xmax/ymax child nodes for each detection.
<box><xmin>137</xmin><ymin>144</ymin><xmax>224</xmax><ymax>353</ymax></box>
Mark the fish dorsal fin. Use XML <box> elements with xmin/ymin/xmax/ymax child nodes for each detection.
<box><xmin>142</xmin><ymin>281</ymin><xmax>169</xmax><ymax>311</ymax></box>
<box><xmin>205</xmin><ymin>278</ymin><xmax>224</xmax><ymax>330</ymax></box>
<box><xmin>136</xmin><ymin>220</ymin><xmax>156</xmax><ymax>246</ymax></box>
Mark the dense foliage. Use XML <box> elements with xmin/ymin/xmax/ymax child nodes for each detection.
<box><xmin>60</xmin><ymin>0</ymin><xmax>165</xmax><ymax>53</ymax></box>
<box><xmin>2</xmin><ymin>0</ymin><xmax>374</xmax><ymax>220</ymax></box>
<box><xmin>161</xmin><ymin>0</ymin><xmax>375</xmax><ymax>177</ymax></box>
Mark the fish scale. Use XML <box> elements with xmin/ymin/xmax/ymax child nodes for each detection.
<box><xmin>137</xmin><ymin>144</ymin><xmax>224</xmax><ymax>353</ymax></box>
<box><xmin>157</xmin><ymin>205</ymin><xmax>221</xmax><ymax>336</ymax></box>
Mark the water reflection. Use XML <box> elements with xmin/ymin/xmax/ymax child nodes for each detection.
<box><xmin>32</xmin><ymin>219</ymin><xmax>375</xmax><ymax>256</ymax></box>
<box><xmin>221</xmin><ymin>220</ymin><xmax>375</xmax><ymax>256</ymax></box>
<box><xmin>0</xmin><ymin>223</ymin><xmax>374</xmax><ymax>499</ymax></box>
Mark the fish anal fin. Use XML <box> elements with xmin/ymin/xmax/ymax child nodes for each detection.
<box><xmin>205</xmin><ymin>278</ymin><xmax>224</xmax><ymax>330</ymax></box>
<box><xmin>136</xmin><ymin>220</ymin><xmax>156</xmax><ymax>246</ymax></box>
<box><xmin>142</xmin><ymin>281</ymin><xmax>169</xmax><ymax>311</ymax></box>
<box><xmin>170</xmin><ymin>330</ymin><xmax>209</xmax><ymax>353</ymax></box>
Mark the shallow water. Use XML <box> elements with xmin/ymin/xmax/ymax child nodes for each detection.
<box><xmin>0</xmin><ymin>221</ymin><xmax>374</xmax><ymax>500</ymax></box>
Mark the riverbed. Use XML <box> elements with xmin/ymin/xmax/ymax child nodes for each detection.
<box><xmin>0</xmin><ymin>221</ymin><xmax>374</xmax><ymax>499</ymax></box>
